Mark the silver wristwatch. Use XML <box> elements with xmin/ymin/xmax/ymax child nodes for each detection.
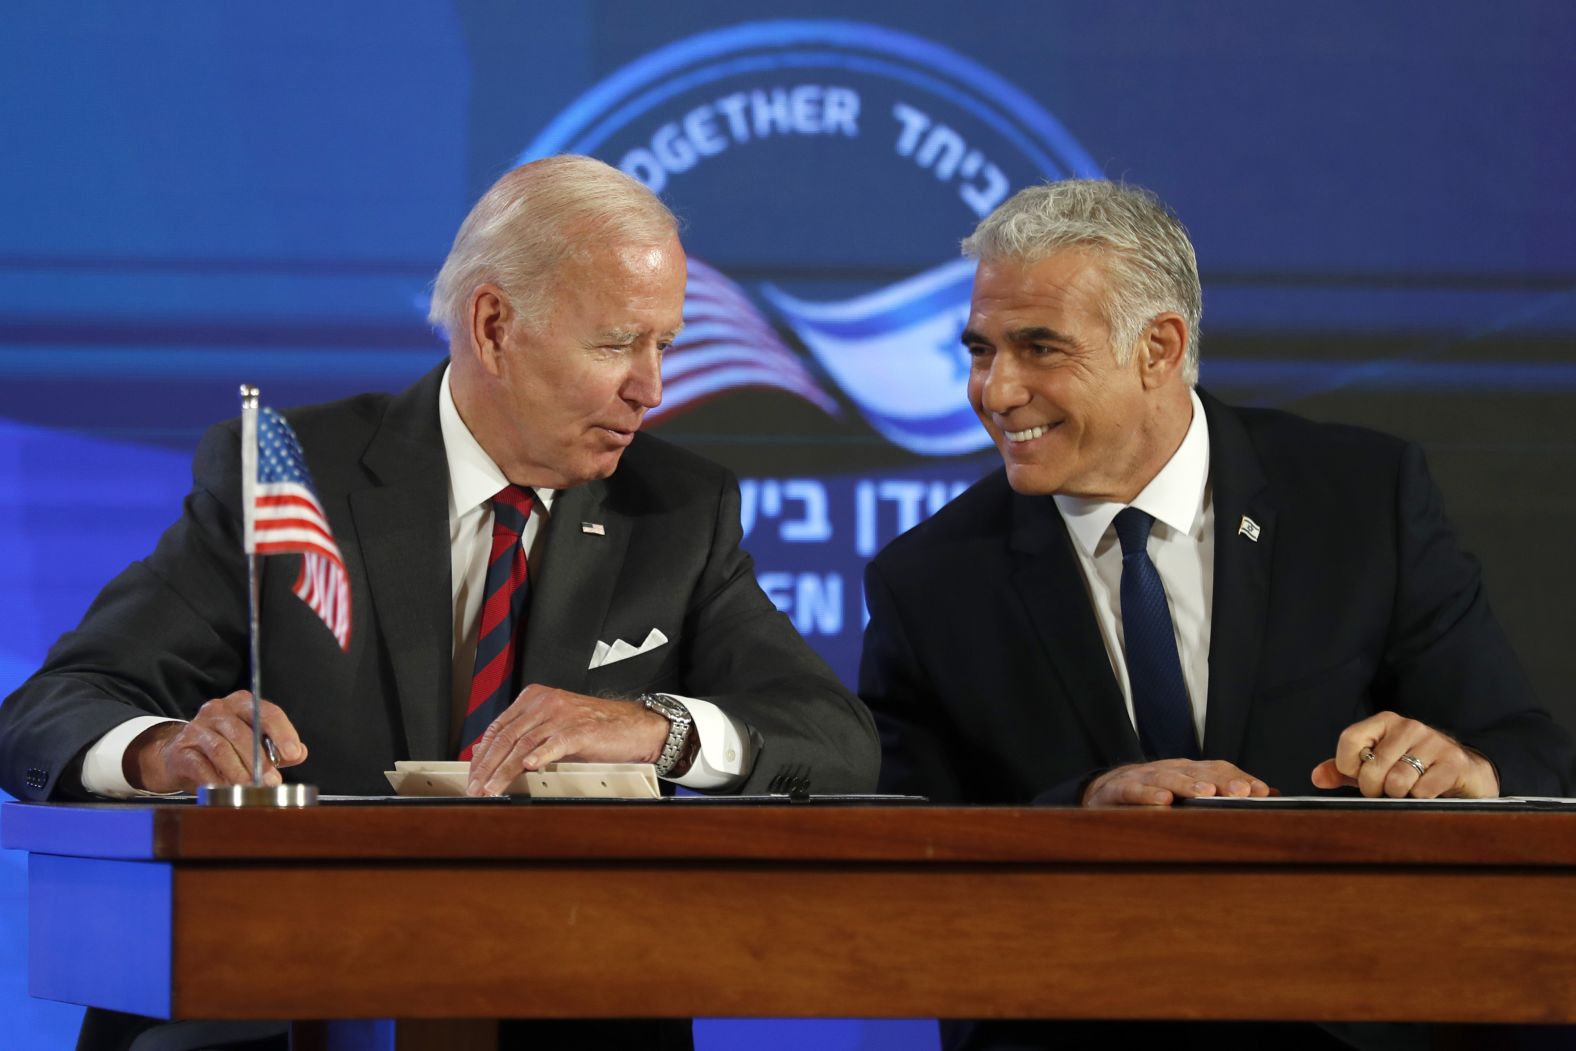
<box><xmin>640</xmin><ymin>693</ymin><xmax>694</xmax><ymax>777</ymax></box>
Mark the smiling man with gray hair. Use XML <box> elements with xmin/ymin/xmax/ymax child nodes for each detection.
<box><xmin>860</xmin><ymin>175</ymin><xmax>1573</xmax><ymax>1050</ymax></box>
<box><xmin>867</xmin><ymin>176</ymin><xmax>1569</xmax><ymax>807</ymax></box>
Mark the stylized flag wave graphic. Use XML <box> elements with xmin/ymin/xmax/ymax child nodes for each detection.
<box><xmin>659</xmin><ymin>257</ymin><xmax>991</xmax><ymax>456</ymax></box>
<box><xmin>654</xmin><ymin>257</ymin><xmax>843</xmax><ymax>422</ymax></box>
<box><xmin>759</xmin><ymin>260</ymin><xmax>987</xmax><ymax>456</ymax></box>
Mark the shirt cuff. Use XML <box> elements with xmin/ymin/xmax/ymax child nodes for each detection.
<box><xmin>659</xmin><ymin>695</ymin><xmax>754</xmax><ymax>791</ymax></box>
<box><xmin>80</xmin><ymin>716</ymin><xmax>188</xmax><ymax>798</ymax></box>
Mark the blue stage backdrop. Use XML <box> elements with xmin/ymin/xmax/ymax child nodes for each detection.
<box><xmin>3</xmin><ymin>3</ymin><xmax>1573</xmax><ymax>1048</ymax></box>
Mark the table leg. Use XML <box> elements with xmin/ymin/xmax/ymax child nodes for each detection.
<box><xmin>290</xmin><ymin>1019</ymin><xmax>498</xmax><ymax>1051</ymax></box>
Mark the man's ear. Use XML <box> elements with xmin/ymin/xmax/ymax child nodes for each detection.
<box><xmin>465</xmin><ymin>284</ymin><xmax>514</xmax><ymax>379</ymax></box>
<box><xmin>1137</xmin><ymin>313</ymin><xmax>1187</xmax><ymax>390</ymax></box>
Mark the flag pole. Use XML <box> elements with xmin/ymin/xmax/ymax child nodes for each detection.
<box><xmin>240</xmin><ymin>384</ymin><xmax>264</xmax><ymax>788</ymax></box>
<box><xmin>198</xmin><ymin>384</ymin><xmax>318</xmax><ymax>808</ymax></box>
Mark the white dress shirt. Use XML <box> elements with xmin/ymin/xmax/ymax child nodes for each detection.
<box><xmin>1051</xmin><ymin>388</ymin><xmax>1215</xmax><ymax>746</ymax></box>
<box><xmin>80</xmin><ymin>368</ymin><xmax>752</xmax><ymax>795</ymax></box>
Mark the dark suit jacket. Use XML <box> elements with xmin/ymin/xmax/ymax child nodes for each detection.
<box><xmin>861</xmin><ymin>391</ymin><xmax>1572</xmax><ymax>805</ymax></box>
<box><xmin>0</xmin><ymin>364</ymin><xmax>878</xmax><ymax>799</ymax></box>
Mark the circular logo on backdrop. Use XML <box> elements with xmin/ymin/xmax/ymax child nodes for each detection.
<box><xmin>520</xmin><ymin>20</ymin><xmax>1101</xmax><ymax>458</ymax></box>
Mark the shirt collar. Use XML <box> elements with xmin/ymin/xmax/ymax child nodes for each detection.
<box><xmin>1053</xmin><ymin>387</ymin><xmax>1211</xmax><ymax>555</ymax></box>
<box><xmin>438</xmin><ymin>365</ymin><xmax>556</xmax><ymax>518</ymax></box>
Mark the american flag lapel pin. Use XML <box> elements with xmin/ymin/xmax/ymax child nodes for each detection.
<box><xmin>581</xmin><ymin>522</ymin><xmax>605</xmax><ymax>536</ymax></box>
<box><xmin>1237</xmin><ymin>515</ymin><xmax>1261</xmax><ymax>542</ymax></box>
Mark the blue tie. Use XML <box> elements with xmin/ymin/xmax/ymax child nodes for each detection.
<box><xmin>1112</xmin><ymin>507</ymin><xmax>1199</xmax><ymax>760</ymax></box>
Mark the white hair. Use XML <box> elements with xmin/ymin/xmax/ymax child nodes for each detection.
<box><xmin>428</xmin><ymin>155</ymin><xmax>679</xmax><ymax>339</ymax></box>
<box><xmin>962</xmin><ymin>180</ymin><xmax>1202</xmax><ymax>385</ymax></box>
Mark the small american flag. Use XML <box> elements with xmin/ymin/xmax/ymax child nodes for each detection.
<box><xmin>251</xmin><ymin>408</ymin><xmax>352</xmax><ymax>650</ymax></box>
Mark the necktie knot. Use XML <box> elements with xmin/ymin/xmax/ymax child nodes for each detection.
<box><xmin>1113</xmin><ymin>506</ymin><xmax>1155</xmax><ymax>557</ymax></box>
<box><xmin>490</xmin><ymin>485</ymin><xmax>535</xmax><ymax>537</ymax></box>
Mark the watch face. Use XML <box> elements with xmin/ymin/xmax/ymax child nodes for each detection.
<box><xmin>648</xmin><ymin>694</ymin><xmax>693</xmax><ymax>777</ymax></box>
<box><xmin>644</xmin><ymin>693</ymin><xmax>690</xmax><ymax>725</ymax></box>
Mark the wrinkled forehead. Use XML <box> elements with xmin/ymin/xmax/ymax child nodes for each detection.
<box><xmin>969</xmin><ymin>248</ymin><xmax>1116</xmax><ymax>323</ymax></box>
<box><xmin>557</xmin><ymin>230</ymin><xmax>685</xmax><ymax>281</ymax></box>
<box><xmin>536</xmin><ymin>235</ymin><xmax>687</xmax><ymax>333</ymax></box>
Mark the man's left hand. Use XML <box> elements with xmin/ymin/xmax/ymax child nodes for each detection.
<box><xmin>1311</xmin><ymin>710</ymin><xmax>1499</xmax><ymax>798</ymax></box>
<box><xmin>466</xmin><ymin>685</ymin><xmax>670</xmax><ymax>796</ymax></box>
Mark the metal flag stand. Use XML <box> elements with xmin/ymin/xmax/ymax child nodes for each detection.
<box><xmin>198</xmin><ymin>384</ymin><xmax>318</xmax><ymax>808</ymax></box>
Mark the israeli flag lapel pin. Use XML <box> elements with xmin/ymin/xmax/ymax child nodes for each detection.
<box><xmin>1237</xmin><ymin>515</ymin><xmax>1261</xmax><ymax>542</ymax></box>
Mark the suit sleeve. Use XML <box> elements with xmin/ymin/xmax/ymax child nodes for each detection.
<box><xmin>858</xmin><ymin>557</ymin><xmax>966</xmax><ymax>803</ymax></box>
<box><xmin>1385</xmin><ymin>442</ymin><xmax>1573</xmax><ymax>795</ymax></box>
<box><xmin>676</xmin><ymin>474</ymin><xmax>880</xmax><ymax>795</ymax></box>
<box><xmin>860</xmin><ymin>548</ymin><xmax>1102</xmax><ymax>805</ymax></box>
<box><xmin>0</xmin><ymin>424</ymin><xmax>250</xmax><ymax>800</ymax></box>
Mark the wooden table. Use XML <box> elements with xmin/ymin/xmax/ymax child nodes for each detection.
<box><xmin>5</xmin><ymin>801</ymin><xmax>1575</xmax><ymax>1044</ymax></box>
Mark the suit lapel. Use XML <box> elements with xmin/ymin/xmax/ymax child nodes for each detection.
<box><xmin>1009</xmin><ymin>492</ymin><xmax>1145</xmax><ymax>767</ymax></box>
<box><xmin>348</xmin><ymin>366</ymin><xmax>453</xmax><ymax>761</ymax></box>
<box><xmin>1200</xmin><ymin>390</ymin><xmax>1275</xmax><ymax>764</ymax></box>
<box><xmin>519</xmin><ymin>480</ymin><xmax>631</xmax><ymax>694</ymax></box>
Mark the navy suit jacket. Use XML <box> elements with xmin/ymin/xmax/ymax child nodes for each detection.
<box><xmin>0</xmin><ymin>364</ymin><xmax>878</xmax><ymax>799</ymax></box>
<box><xmin>861</xmin><ymin>391</ymin><xmax>1572</xmax><ymax>805</ymax></box>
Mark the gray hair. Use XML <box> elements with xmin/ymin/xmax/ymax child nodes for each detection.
<box><xmin>961</xmin><ymin>180</ymin><xmax>1201</xmax><ymax>385</ymax></box>
<box><xmin>428</xmin><ymin>155</ymin><xmax>680</xmax><ymax>340</ymax></box>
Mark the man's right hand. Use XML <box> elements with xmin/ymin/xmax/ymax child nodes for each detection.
<box><xmin>123</xmin><ymin>690</ymin><xmax>308</xmax><ymax>793</ymax></box>
<box><xmin>1081</xmin><ymin>758</ymin><xmax>1273</xmax><ymax>807</ymax></box>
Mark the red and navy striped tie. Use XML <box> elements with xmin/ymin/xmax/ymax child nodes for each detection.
<box><xmin>458</xmin><ymin>485</ymin><xmax>535</xmax><ymax>760</ymax></box>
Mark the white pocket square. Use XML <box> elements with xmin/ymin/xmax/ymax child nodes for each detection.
<box><xmin>589</xmin><ymin>628</ymin><xmax>668</xmax><ymax>670</ymax></box>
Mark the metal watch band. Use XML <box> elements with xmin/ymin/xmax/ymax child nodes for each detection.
<box><xmin>640</xmin><ymin>693</ymin><xmax>694</xmax><ymax>777</ymax></box>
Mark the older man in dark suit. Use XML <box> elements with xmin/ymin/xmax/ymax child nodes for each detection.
<box><xmin>0</xmin><ymin>155</ymin><xmax>877</xmax><ymax>1051</ymax></box>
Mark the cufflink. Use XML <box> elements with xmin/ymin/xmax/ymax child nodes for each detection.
<box><xmin>25</xmin><ymin>767</ymin><xmax>47</xmax><ymax>790</ymax></box>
